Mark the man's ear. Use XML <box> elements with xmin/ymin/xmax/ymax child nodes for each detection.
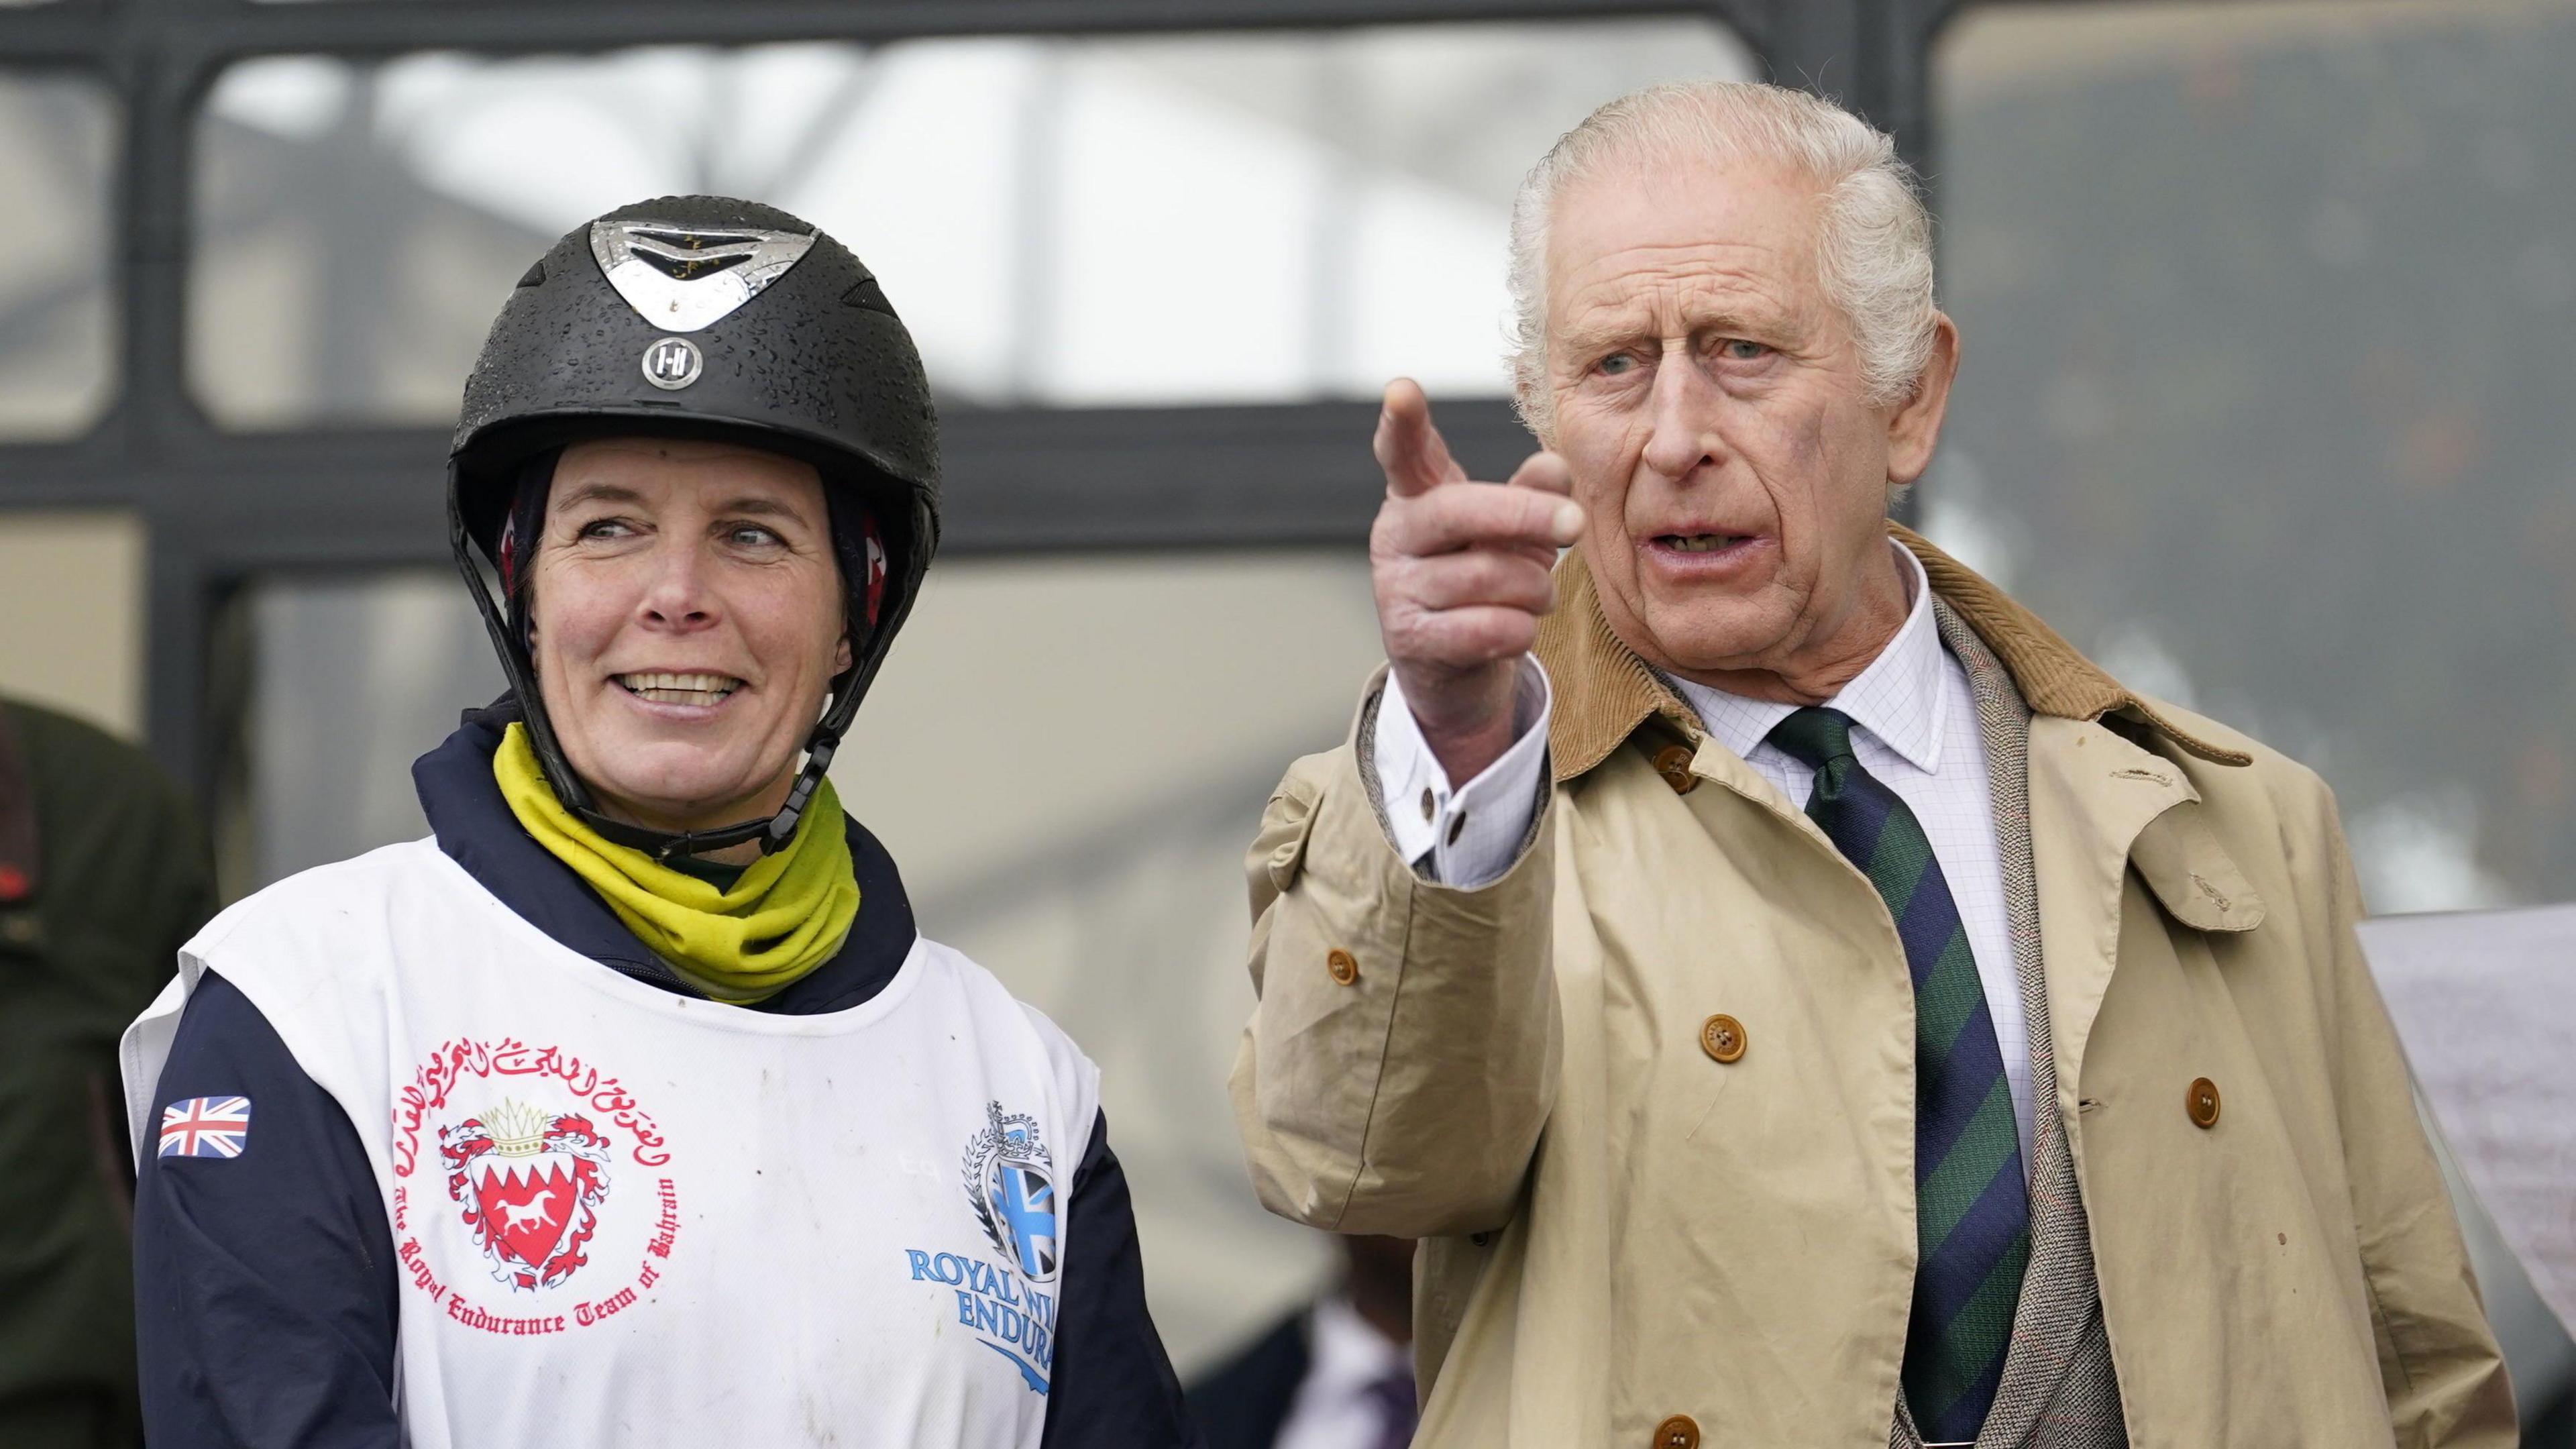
<box><xmin>835</xmin><ymin>633</ymin><xmax>854</xmax><ymax>675</ymax></box>
<box><xmin>1886</xmin><ymin>313</ymin><xmax>1960</xmax><ymax>489</ymax></box>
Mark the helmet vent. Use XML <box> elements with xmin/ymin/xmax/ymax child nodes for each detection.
<box><xmin>841</xmin><ymin>277</ymin><xmax>897</xmax><ymax>317</ymax></box>
<box><xmin>588</xmin><ymin>217</ymin><xmax>816</xmax><ymax>333</ymax></box>
<box><xmin>628</xmin><ymin>228</ymin><xmax>766</xmax><ymax>281</ymax></box>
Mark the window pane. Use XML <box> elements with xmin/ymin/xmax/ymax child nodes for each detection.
<box><xmin>236</xmin><ymin>551</ymin><xmax>1385</xmax><ymax>1362</ymax></box>
<box><xmin>189</xmin><ymin>20</ymin><xmax>1751</xmax><ymax>427</ymax></box>
<box><xmin>239</xmin><ymin>572</ymin><xmax>504</xmax><ymax>888</ymax></box>
<box><xmin>0</xmin><ymin>510</ymin><xmax>143</xmax><ymax>737</ymax></box>
<box><xmin>0</xmin><ymin>73</ymin><xmax>114</xmax><ymax>437</ymax></box>
<box><xmin>1929</xmin><ymin>0</ymin><xmax>2576</xmax><ymax>910</ymax></box>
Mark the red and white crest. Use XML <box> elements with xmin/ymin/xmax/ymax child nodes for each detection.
<box><xmin>862</xmin><ymin>521</ymin><xmax>888</xmax><ymax>626</ymax></box>
<box><xmin>439</xmin><ymin>1100</ymin><xmax>612</xmax><ymax>1291</ymax></box>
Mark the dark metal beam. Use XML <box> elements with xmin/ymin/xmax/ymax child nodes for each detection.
<box><xmin>1876</xmin><ymin>0</ymin><xmax>1970</xmax><ymax>174</ymax></box>
<box><xmin>1759</xmin><ymin>0</ymin><xmax>1860</xmax><ymax>109</ymax></box>
<box><xmin>3</xmin><ymin>397</ymin><xmax>1539</xmax><ymax>565</ymax></box>
<box><xmin>0</xmin><ymin>5</ymin><xmax>109</xmax><ymax>69</ymax></box>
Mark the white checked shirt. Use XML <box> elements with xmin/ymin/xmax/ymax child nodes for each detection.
<box><xmin>1373</xmin><ymin>543</ymin><xmax>2034</xmax><ymax>1157</ymax></box>
<box><xmin>1272</xmin><ymin>1295</ymin><xmax>1415</xmax><ymax>1449</ymax></box>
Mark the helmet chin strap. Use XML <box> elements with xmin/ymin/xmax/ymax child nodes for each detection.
<box><xmin>448</xmin><ymin>472</ymin><xmax>863</xmax><ymax>862</ymax></box>
<box><xmin>572</xmin><ymin>722</ymin><xmax>846</xmax><ymax>861</ymax></box>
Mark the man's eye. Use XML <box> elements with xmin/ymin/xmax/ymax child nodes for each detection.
<box><xmin>728</xmin><ymin>525</ymin><xmax>784</xmax><ymax>547</ymax></box>
<box><xmin>578</xmin><ymin>519</ymin><xmax>633</xmax><ymax>540</ymax></box>
<box><xmin>1719</xmin><ymin>339</ymin><xmax>1770</xmax><ymax>362</ymax></box>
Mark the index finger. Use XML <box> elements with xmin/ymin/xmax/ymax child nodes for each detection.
<box><xmin>1373</xmin><ymin>378</ymin><xmax>1468</xmax><ymax>500</ymax></box>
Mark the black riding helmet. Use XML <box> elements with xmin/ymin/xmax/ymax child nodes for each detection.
<box><xmin>449</xmin><ymin>195</ymin><xmax>940</xmax><ymax>859</ymax></box>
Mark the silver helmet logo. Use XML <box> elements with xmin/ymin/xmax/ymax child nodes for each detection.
<box><xmin>589</xmin><ymin>219</ymin><xmax>816</xmax><ymax>333</ymax></box>
<box><xmin>640</xmin><ymin>335</ymin><xmax>704</xmax><ymax>390</ymax></box>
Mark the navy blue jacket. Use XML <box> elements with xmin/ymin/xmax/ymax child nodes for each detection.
<box><xmin>133</xmin><ymin>708</ymin><xmax>1199</xmax><ymax>1448</ymax></box>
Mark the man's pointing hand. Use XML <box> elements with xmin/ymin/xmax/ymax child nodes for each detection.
<box><xmin>1369</xmin><ymin>378</ymin><xmax>1583</xmax><ymax>786</ymax></box>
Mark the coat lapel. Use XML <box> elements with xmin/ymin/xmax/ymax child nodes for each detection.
<box><xmin>2023</xmin><ymin>716</ymin><xmax>2206</xmax><ymax>1106</ymax></box>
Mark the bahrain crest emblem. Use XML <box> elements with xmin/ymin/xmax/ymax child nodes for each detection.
<box><xmin>441</xmin><ymin>1099</ymin><xmax>613</xmax><ymax>1291</ymax></box>
<box><xmin>394</xmin><ymin>1036</ymin><xmax>681</xmax><ymax>1336</ymax></box>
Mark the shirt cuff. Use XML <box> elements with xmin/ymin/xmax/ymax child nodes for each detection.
<box><xmin>1369</xmin><ymin>657</ymin><xmax>1552</xmax><ymax>888</ymax></box>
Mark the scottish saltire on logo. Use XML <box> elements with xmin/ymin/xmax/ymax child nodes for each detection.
<box><xmin>904</xmin><ymin>1101</ymin><xmax>1064</xmax><ymax>1393</ymax></box>
<box><xmin>160</xmin><ymin>1096</ymin><xmax>253</xmax><ymax>1158</ymax></box>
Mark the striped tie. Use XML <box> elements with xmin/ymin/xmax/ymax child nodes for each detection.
<box><xmin>1767</xmin><ymin>707</ymin><xmax>2028</xmax><ymax>1444</ymax></box>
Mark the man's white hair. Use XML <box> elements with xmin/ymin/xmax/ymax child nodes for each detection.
<box><xmin>1507</xmin><ymin>81</ymin><xmax>1937</xmax><ymax>438</ymax></box>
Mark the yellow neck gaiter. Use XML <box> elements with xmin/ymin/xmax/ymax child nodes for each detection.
<box><xmin>493</xmin><ymin>723</ymin><xmax>859</xmax><ymax>1005</ymax></box>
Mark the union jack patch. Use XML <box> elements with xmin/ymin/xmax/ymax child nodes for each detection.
<box><xmin>159</xmin><ymin>1096</ymin><xmax>253</xmax><ymax>1159</ymax></box>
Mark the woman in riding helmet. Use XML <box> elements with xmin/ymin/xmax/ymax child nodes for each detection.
<box><xmin>124</xmin><ymin>197</ymin><xmax>1199</xmax><ymax>1449</ymax></box>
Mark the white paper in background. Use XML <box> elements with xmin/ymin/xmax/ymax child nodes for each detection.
<box><xmin>2360</xmin><ymin>904</ymin><xmax>2576</xmax><ymax>1336</ymax></box>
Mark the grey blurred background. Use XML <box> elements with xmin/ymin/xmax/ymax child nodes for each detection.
<box><xmin>1</xmin><ymin>0</ymin><xmax>2569</xmax><ymax>1438</ymax></box>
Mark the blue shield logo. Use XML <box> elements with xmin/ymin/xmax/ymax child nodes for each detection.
<box><xmin>987</xmin><ymin>1161</ymin><xmax>1059</xmax><ymax>1282</ymax></box>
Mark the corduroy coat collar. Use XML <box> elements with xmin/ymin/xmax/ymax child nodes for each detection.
<box><xmin>1531</xmin><ymin>521</ymin><xmax>2251</xmax><ymax>784</ymax></box>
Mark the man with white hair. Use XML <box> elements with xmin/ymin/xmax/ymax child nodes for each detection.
<box><xmin>1228</xmin><ymin>82</ymin><xmax>2514</xmax><ymax>1448</ymax></box>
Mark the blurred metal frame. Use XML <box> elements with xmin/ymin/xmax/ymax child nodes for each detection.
<box><xmin>0</xmin><ymin>0</ymin><xmax>1977</xmax><ymax>795</ymax></box>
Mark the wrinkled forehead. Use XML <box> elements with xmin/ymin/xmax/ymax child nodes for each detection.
<box><xmin>1544</xmin><ymin>152</ymin><xmax>1831</xmax><ymax>338</ymax></box>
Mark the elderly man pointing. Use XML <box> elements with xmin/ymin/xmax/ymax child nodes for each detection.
<box><xmin>1229</xmin><ymin>82</ymin><xmax>2512</xmax><ymax>1448</ymax></box>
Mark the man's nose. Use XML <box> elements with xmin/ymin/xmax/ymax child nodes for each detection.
<box><xmin>1638</xmin><ymin>347</ymin><xmax>1725</xmax><ymax>482</ymax></box>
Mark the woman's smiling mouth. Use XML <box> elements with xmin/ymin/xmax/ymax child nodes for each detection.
<box><xmin>614</xmin><ymin>671</ymin><xmax>742</xmax><ymax>706</ymax></box>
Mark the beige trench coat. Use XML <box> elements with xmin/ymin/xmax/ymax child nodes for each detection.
<box><xmin>1229</xmin><ymin>528</ymin><xmax>2514</xmax><ymax>1448</ymax></box>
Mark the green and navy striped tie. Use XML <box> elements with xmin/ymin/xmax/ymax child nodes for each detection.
<box><xmin>1768</xmin><ymin>706</ymin><xmax>2028</xmax><ymax>1444</ymax></box>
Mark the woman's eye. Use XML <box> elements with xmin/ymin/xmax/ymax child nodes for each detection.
<box><xmin>1597</xmin><ymin>353</ymin><xmax>1638</xmax><ymax>376</ymax></box>
<box><xmin>1719</xmin><ymin>339</ymin><xmax>1770</xmax><ymax>362</ymax></box>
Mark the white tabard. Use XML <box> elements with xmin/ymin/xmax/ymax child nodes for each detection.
<box><xmin>123</xmin><ymin>839</ymin><xmax>1099</xmax><ymax>1449</ymax></box>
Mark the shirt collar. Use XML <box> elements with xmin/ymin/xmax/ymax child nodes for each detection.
<box><xmin>1664</xmin><ymin>541</ymin><xmax>1948</xmax><ymax>774</ymax></box>
<box><xmin>1305</xmin><ymin>1293</ymin><xmax>1410</xmax><ymax>1394</ymax></box>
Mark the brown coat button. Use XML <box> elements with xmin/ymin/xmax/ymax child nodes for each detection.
<box><xmin>1699</xmin><ymin>1014</ymin><xmax>1747</xmax><ymax>1063</ymax></box>
<box><xmin>1652</xmin><ymin>744</ymin><xmax>1697</xmax><ymax>794</ymax></box>
<box><xmin>2187</xmin><ymin>1077</ymin><xmax>2222</xmax><ymax>1128</ymax></box>
<box><xmin>1654</xmin><ymin>1415</ymin><xmax>1701</xmax><ymax>1449</ymax></box>
<box><xmin>1326</xmin><ymin>949</ymin><xmax>1359</xmax><ymax>986</ymax></box>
